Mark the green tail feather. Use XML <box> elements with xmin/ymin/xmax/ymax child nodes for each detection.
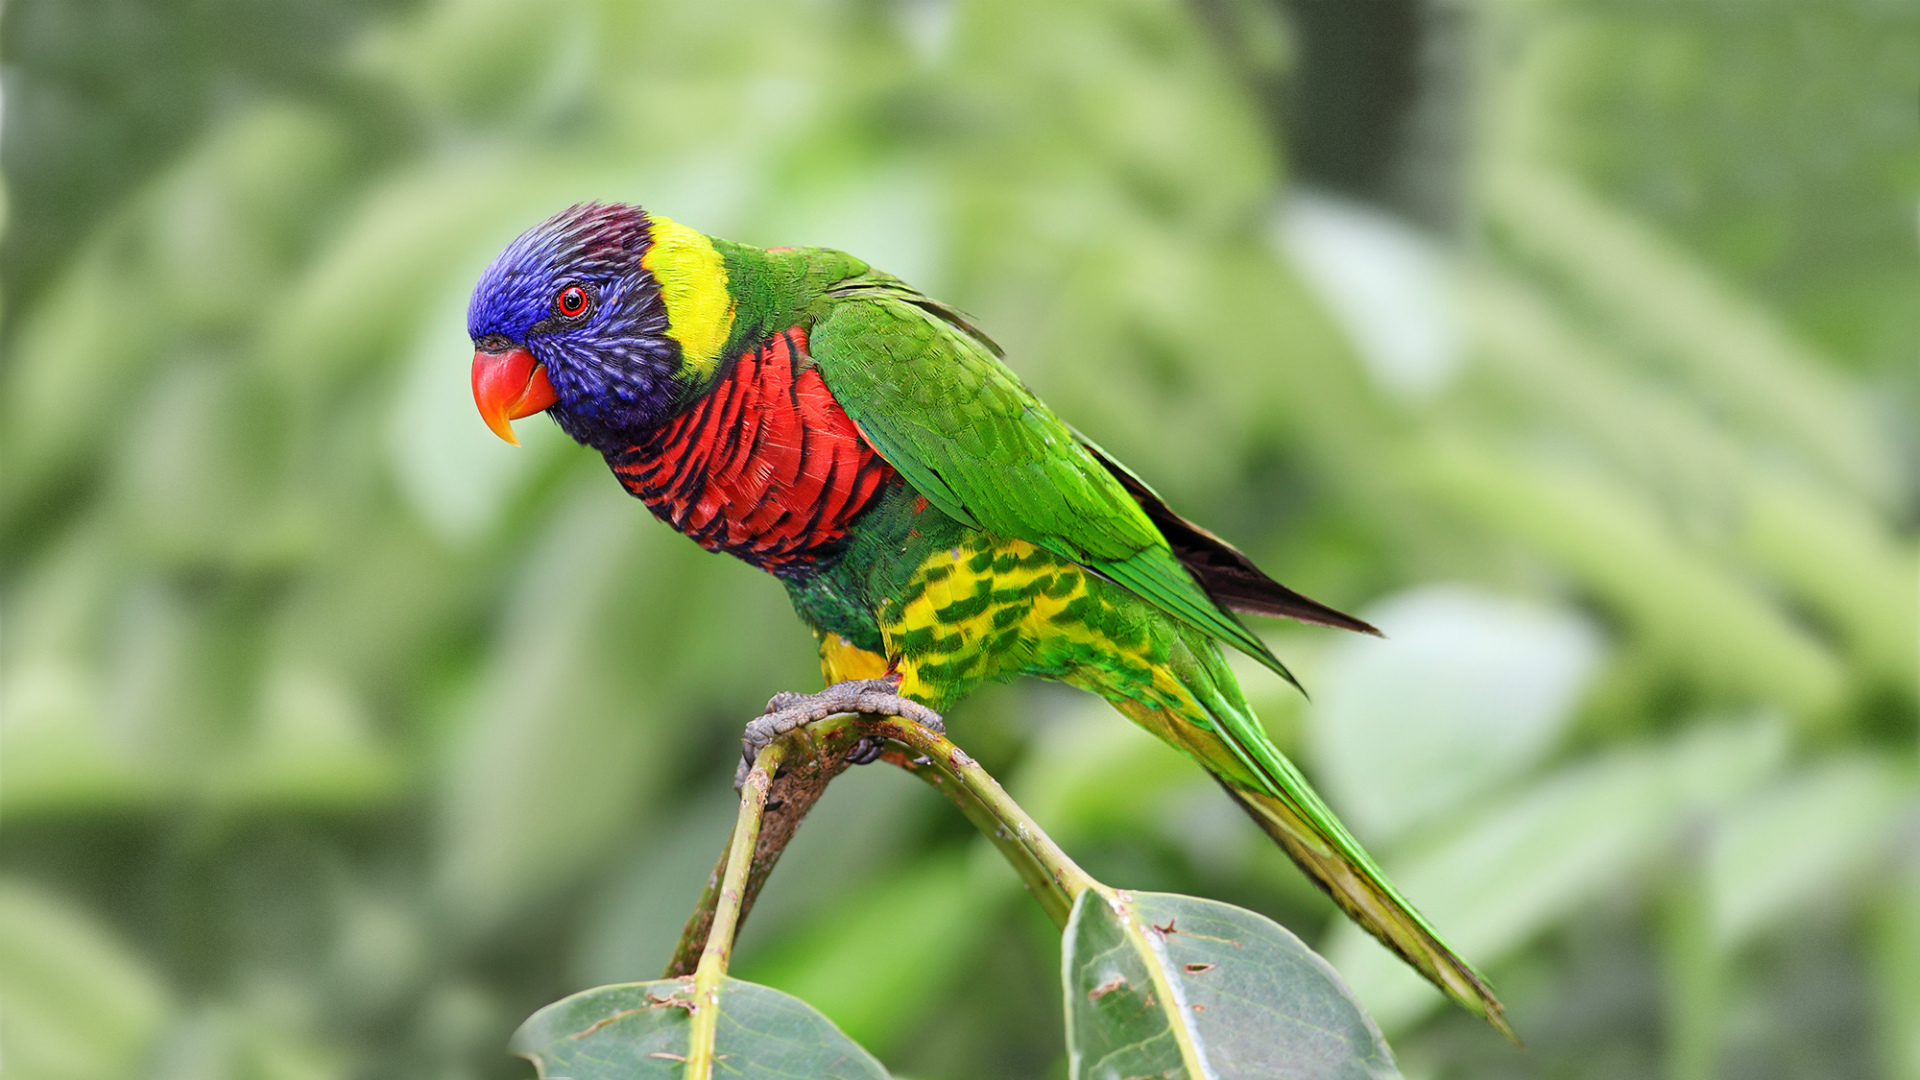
<box><xmin>1160</xmin><ymin>634</ymin><xmax>1516</xmax><ymax>1042</ymax></box>
<box><xmin>1215</xmin><ymin>783</ymin><xmax>1515</xmax><ymax>1041</ymax></box>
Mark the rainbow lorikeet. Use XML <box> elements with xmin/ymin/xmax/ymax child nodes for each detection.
<box><xmin>467</xmin><ymin>203</ymin><xmax>1508</xmax><ymax>1036</ymax></box>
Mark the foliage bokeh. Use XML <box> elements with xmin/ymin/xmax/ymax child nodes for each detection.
<box><xmin>2</xmin><ymin>1</ymin><xmax>1915</xmax><ymax>1078</ymax></box>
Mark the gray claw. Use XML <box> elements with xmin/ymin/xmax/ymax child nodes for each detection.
<box><xmin>765</xmin><ymin>690</ymin><xmax>811</xmax><ymax>712</ymax></box>
<box><xmin>734</xmin><ymin>679</ymin><xmax>947</xmax><ymax>788</ymax></box>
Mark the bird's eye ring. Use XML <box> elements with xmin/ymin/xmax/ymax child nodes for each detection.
<box><xmin>554</xmin><ymin>284</ymin><xmax>592</xmax><ymax>319</ymax></box>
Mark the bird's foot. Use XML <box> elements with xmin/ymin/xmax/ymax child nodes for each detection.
<box><xmin>735</xmin><ymin>678</ymin><xmax>945</xmax><ymax>788</ymax></box>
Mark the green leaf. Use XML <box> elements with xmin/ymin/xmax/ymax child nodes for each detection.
<box><xmin>1707</xmin><ymin>756</ymin><xmax>1919</xmax><ymax>949</ymax></box>
<box><xmin>0</xmin><ymin>877</ymin><xmax>170</xmax><ymax>1080</ymax></box>
<box><xmin>1462</xmin><ymin>266</ymin><xmax>1917</xmax><ymax>687</ymax></box>
<box><xmin>202</xmin><ymin>661</ymin><xmax>403</xmax><ymax>812</ymax></box>
<box><xmin>511</xmin><ymin>978</ymin><xmax>889</xmax><ymax>1080</ymax></box>
<box><xmin>1481</xmin><ymin>161</ymin><xmax>1898</xmax><ymax>510</ymax></box>
<box><xmin>1307</xmin><ymin>585</ymin><xmax>1601</xmax><ymax>843</ymax></box>
<box><xmin>1064</xmin><ymin>890</ymin><xmax>1399</xmax><ymax>1080</ymax></box>
<box><xmin>1325</xmin><ymin>720</ymin><xmax>1786</xmax><ymax>1034</ymax></box>
<box><xmin>1405</xmin><ymin>431</ymin><xmax>1848</xmax><ymax>726</ymax></box>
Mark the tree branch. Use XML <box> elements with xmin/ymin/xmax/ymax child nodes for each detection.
<box><xmin>664</xmin><ymin>712</ymin><xmax>871</xmax><ymax>977</ymax></box>
<box><xmin>684</xmin><ymin>739</ymin><xmax>782</xmax><ymax>1080</ymax></box>
<box><xmin>664</xmin><ymin>702</ymin><xmax>1100</xmax><ymax>981</ymax></box>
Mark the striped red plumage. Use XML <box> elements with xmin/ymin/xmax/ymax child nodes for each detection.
<box><xmin>607</xmin><ymin>328</ymin><xmax>894</xmax><ymax>571</ymax></box>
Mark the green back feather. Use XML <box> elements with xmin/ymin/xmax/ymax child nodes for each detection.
<box><xmin>807</xmin><ymin>275</ymin><xmax>1297</xmax><ymax>685</ymax></box>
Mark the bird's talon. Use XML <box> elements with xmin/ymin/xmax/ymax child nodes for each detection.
<box><xmin>732</xmin><ymin>679</ymin><xmax>945</xmax><ymax>788</ymax></box>
<box><xmin>765</xmin><ymin>690</ymin><xmax>809</xmax><ymax>713</ymax></box>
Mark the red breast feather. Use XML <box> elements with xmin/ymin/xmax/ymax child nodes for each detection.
<box><xmin>607</xmin><ymin>328</ymin><xmax>894</xmax><ymax>570</ymax></box>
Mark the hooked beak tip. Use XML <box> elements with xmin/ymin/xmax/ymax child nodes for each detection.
<box><xmin>488</xmin><ymin>414</ymin><xmax>522</xmax><ymax>446</ymax></box>
<box><xmin>471</xmin><ymin>345</ymin><xmax>557</xmax><ymax>446</ymax></box>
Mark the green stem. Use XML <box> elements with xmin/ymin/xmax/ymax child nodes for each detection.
<box><xmin>685</xmin><ymin>741</ymin><xmax>783</xmax><ymax>1079</ymax></box>
<box><xmin>874</xmin><ymin>717</ymin><xmax>1101</xmax><ymax>924</ymax></box>
<box><xmin>664</xmin><ymin>714</ymin><xmax>868</xmax><ymax>977</ymax></box>
<box><xmin>891</xmin><ymin>749</ymin><xmax>1074</xmax><ymax>924</ymax></box>
<box><xmin>872</xmin><ymin>721</ymin><xmax>1216</xmax><ymax>1069</ymax></box>
<box><xmin>665</xmin><ymin>705</ymin><xmax>1101</xmax><ymax>981</ymax></box>
<box><xmin>872</xmin><ymin>719</ymin><xmax>1217</xmax><ymax>1073</ymax></box>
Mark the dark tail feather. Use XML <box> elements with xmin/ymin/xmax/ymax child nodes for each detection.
<box><xmin>1078</xmin><ymin>438</ymin><xmax>1383</xmax><ymax>636</ymax></box>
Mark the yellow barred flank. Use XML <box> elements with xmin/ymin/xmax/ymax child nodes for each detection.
<box><xmin>811</xmin><ymin>534</ymin><xmax>1516</xmax><ymax>1042</ymax></box>
<box><xmin>877</xmin><ymin>536</ymin><xmax>1186</xmax><ymax>711</ymax></box>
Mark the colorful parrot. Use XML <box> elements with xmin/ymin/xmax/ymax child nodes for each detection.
<box><xmin>467</xmin><ymin>203</ymin><xmax>1509</xmax><ymax>1037</ymax></box>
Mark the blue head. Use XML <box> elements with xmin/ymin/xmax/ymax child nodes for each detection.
<box><xmin>467</xmin><ymin>202</ymin><xmax>683</xmax><ymax>451</ymax></box>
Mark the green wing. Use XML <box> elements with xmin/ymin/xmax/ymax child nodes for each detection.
<box><xmin>808</xmin><ymin>276</ymin><xmax>1298</xmax><ymax>687</ymax></box>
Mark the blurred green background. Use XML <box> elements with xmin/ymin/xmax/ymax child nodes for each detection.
<box><xmin>2</xmin><ymin>0</ymin><xmax>1916</xmax><ymax>1077</ymax></box>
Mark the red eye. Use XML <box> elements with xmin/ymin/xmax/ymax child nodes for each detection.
<box><xmin>554</xmin><ymin>284</ymin><xmax>590</xmax><ymax>319</ymax></box>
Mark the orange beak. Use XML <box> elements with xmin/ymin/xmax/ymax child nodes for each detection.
<box><xmin>471</xmin><ymin>345</ymin><xmax>557</xmax><ymax>445</ymax></box>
